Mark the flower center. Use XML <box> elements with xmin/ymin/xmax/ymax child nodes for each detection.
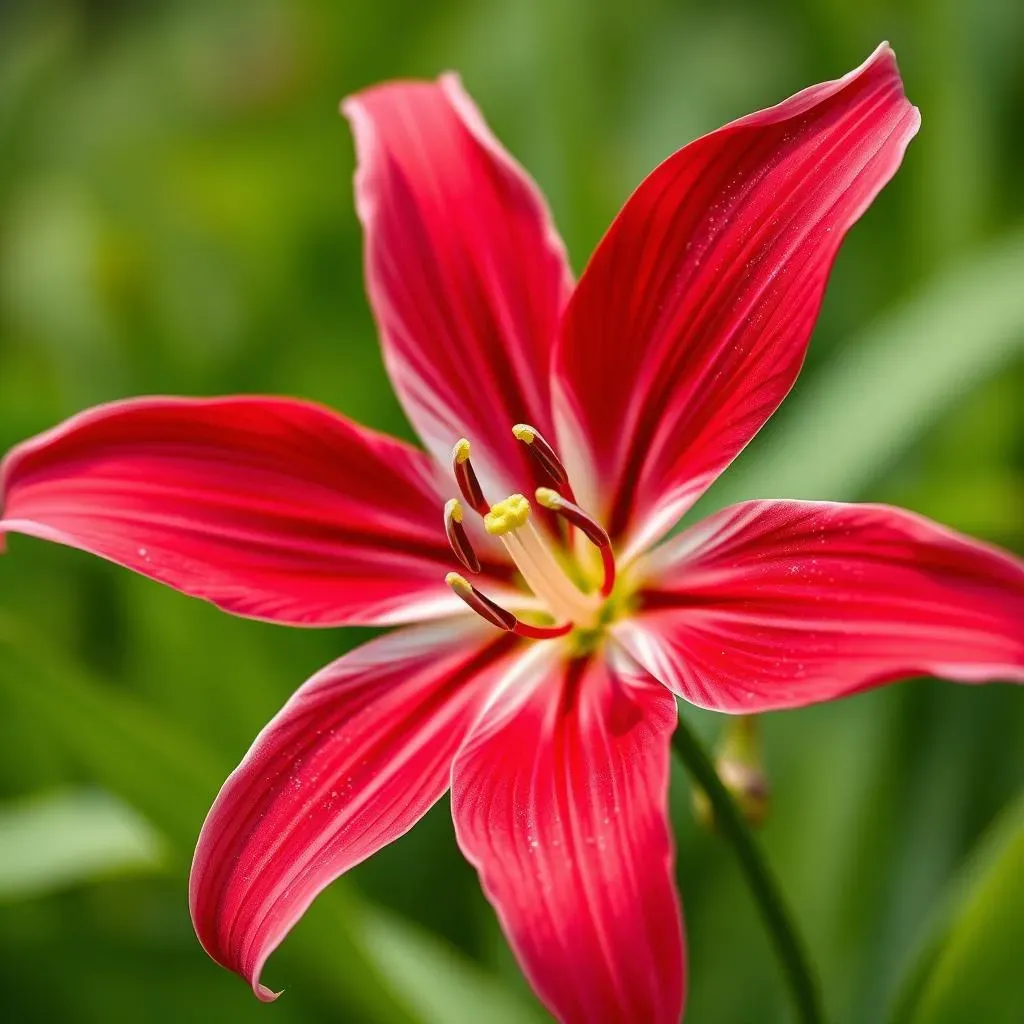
<box><xmin>442</xmin><ymin>425</ymin><xmax>616</xmax><ymax>641</ymax></box>
<box><xmin>484</xmin><ymin>493</ymin><xmax>600</xmax><ymax>626</ymax></box>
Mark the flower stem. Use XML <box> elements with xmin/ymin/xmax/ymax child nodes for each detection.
<box><xmin>671</xmin><ymin>716</ymin><xmax>824</xmax><ymax>1024</ymax></box>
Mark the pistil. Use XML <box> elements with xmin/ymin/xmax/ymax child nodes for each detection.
<box><xmin>484</xmin><ymin>494</ymin><xmax>599</xmax><ymax>627</ymax></box>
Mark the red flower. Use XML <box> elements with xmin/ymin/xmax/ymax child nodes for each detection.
<box><xmin>2</xmin><ymin>44</ymin><xmax>1021</xmax><ymax>1024</ymax></box>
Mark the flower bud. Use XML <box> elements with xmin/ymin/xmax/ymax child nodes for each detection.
<box><xmin>692</xmin><ymin>715</ymin><xmax>770</xmax><ymax>830</ymax></box>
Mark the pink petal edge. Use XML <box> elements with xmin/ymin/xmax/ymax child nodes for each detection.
<box><xmin>617</xmin><ymin>500</ymin><xmax>1024</xmax><ymax>712</ymax></box>
<box><xmin>343</xmin><ymin>75</ymin><xmax>573</xmax><ymax>497</ymax></box>
<box><xmin>0</xmin><ymin>395</ymin><xmax>516</xmax><ymax>626</ymax></box>
<box><xmin>451</xmin><ymin>642</ymin><xmax>684</xmax><ymax>1024</ymax></box>
<box><xmin>190</xmin><ymin>619</ymin><xmax>522</xmax><ymax>998</ymax></box>
<box><xmin>553</xmin><ymin>43</ymin><xmax>920</xmax><ymax>560</ymax></box>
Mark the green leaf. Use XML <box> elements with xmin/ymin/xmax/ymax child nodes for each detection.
<box><xmin>889</xmin><ymin>792</ymin><xmax>1024</xmax><ymax>1024</ymax></box>
<box><xmin>363</xmin><ymin>907</ymin><xmax>547</xmax><ymax>1024</ymax></box>
<box><xmin>0</xmin><ymin>610</ymin><xmax>543</xmax><ymax>1024</ymax></box>
<box><xmin>0</xmin><ymin>788</ymin><xmax>163</xmax><ymax>901</ymax></box>
<box><xmin>710</xmin><ymin>230</ymin><xmax>1024</xmax><ymax>506</ymax></box>
<box><xmin>0</xmin><ymin>612</ymin><xmax>226</xmax><ymax>855</ymax></box>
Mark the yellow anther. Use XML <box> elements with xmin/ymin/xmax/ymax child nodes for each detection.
<box><xmin>452</xmin><ymin>438</ymin><xmax>471</xmax><ymax>465</ymax></box>
<box><xmin>534</xmin><ymin>487</ymin><xmax>562</xmax><ymax>510</ymax></box>
<box><xmin>445</xmin><ymin>571</ymin><xmax>471</xmax><ymax>593</ymax></box>
<box><xmin>512</xmin><ymin>423</ymin><xmax>568</xmax><ymax>485</ymax></box>
<box><xmin>445</xmin><ymin>497</ymin><xmax>464</xmax><ymax>524</ymax></box>
<box><xmin>483</xmin><ymin>493</ymin><xmax>531</xmax><ymax>536</ymax></box>
<box><xmin>445</xmin><ymin>497</ymin><xmax>479</xmax><ymax>572</ymax></box>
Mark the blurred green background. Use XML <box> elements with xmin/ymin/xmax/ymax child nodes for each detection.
<box><xmin>1</xmin><ymin>1</ymin><xmax>1022</xmax><ymax>1022</ymax></box>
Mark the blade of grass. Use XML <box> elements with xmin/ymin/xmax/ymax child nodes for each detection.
<box><xmin>888</xmin><ymin>791</ymin><xmax>1024</xmax><ymax>1024</ymax></box>
<box><xmin>0</xmin><ymin>788</ymin><xmax>163</xmax><ymax>901</ymax></box>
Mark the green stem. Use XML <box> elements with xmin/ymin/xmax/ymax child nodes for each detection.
<box><xmin>671</xmin><ymin>717</ymin><xmax>824</xmax><ymax>1024</ymax></box>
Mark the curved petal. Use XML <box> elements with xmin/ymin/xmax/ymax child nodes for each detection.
<box><xmin>343</xmin><ymin>75</ymin><xmax>574</xmax><ymax>495</ymax></box>
<box><xmin>0</xmin><ymin>396</ymin><xmax>513</xmax><ymax>626</ymax></box>
<box><xmin>616</xmin><ymin>500</ymin><xmax>1024</xmax><ymax>712</ymax></box>
<box><xmin>190</xmin><ymin>619</ymin><xmax>521</xmax><ymax>1000</ymax></box>
<box><xmin>451</xmin><ymin>644</ymin><xmax>684</xmax><ymax>1024</ymax></box>
<box><xmin>553</xmin><ymin>44</ymin><xmax>920</xmax><ymax>558</ymax></box>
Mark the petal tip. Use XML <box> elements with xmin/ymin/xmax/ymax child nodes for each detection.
<box><xmin>863</xmin><ymin>40</ymin><xmax>913</xmax><ymax>100</ymax></box>
<box><xmin>254</xmin><ymin>982</ymin><xmax>283</xmax><ymax>1003</ymax></box>
<box><xmin>436</xmin><ymin>71</ymin><xmax>476</xmax><ymax>117</ymax></box>
<box><xmin>338</xmin><ymin>91</ymin><xmax>365</xmax><ymax>123</ymax></box>
<box><xmin>908</xmin><ymin>102</ymin><xmax>923</xmax><ymax>134</ymax></box>
<box><xmin>864</xmin><ymin>39</ymin><xmax>897</xmax><ymax>69</ymax></box>
<box><xmin>0</xmin><ymin>443</ymin><xmax>21</xmax><ymax>508</ymax></box>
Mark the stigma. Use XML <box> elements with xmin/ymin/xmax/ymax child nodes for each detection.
<box><xmin>483</xmin><ymin>493</ymin><xmax>531</xmax><ymax>536</ymax></box>
<box><xmin>487</xmin><ymin>493</ymin><xmax>599</xmax><ymax>626</ymax></box>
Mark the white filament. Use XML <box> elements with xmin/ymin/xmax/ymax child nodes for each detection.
<box><xmin>501</xmin><ymin>523</ymin><xmax>599</xmax><ymax>627</ymax></box>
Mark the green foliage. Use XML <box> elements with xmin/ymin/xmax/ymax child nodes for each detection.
<box><xmin>0</xmin><ymin>789</ymin><xmax>162</xmax><ymax>902</ymax></box>
<box><xmin>891</xmin><ymin>795</ymin><xmax>1024</xmax><ymax>1024</ymax></box>
<box><xmin>363</xmin><ymin>910</ymin><xmax>547</xmax><ymax>1024</ymax></box>
<box><xmin>708</xmin><ymin>230</ymin><xmax>1024</xmax><ymax>508</ymax></box>
<box><xmin>0</xmin><ymin>0</ymin><xmax>1022</xmax><ymax>1021</ymax></box>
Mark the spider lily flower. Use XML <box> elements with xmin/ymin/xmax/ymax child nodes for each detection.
<box><xmin>2</xmin><ymin>43</ymin><xmax>1022</xmax><ymax>1024</ymax></box>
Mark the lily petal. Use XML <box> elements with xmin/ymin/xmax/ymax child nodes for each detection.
<box><xmin>0</xmin><ymin>396</ymin><xmax>511</xmax><ymax>626</ymax></box>
<box><xmin>451</xmin><ymin>644</ymin><xmax>683</xmax><ymax>1024</ymax></box>
<box><xmin>190</xmin><ymin>619</ymin><xmax>520</xmax><ymax>1000</ymax></box>
<box><xmin>343</xmin><ymin>76</ymin><xmax>574</xmax><ymax>494</ymax></box>
<box><xmin>553</xmin><ymin>44</ymin><xmax>920</xmax><ymax>558</ymax></box>
<box><xmin>617</xmin><ymin>500</ymin><xmax>1024</xmax><ymax>712</ymax></box>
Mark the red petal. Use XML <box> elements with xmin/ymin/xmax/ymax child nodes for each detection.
<box><xmin>617</xmin><ymin>500</ymin><xmax>1024</xmax><ymax>712</ymax></box>
<box><xmin>451</xmin><ymin>646</ymin><xmax>684</xmax><ymax>1023</ymax></box>
<box><xmin>190</xmin><ymin>620</ymin><xmax>520</xmax><ymax>999</ymax></box>
<box><xmin>343</xmin><ymin>76</ymin><xmax>573</xmax><ymax>495</ymax></box>
<box><xmin>0</xmin><ymin>396</ymin><xmax>511</xmax><ymax>626</ymax></box>
<box><xmin>553</xmin><ymin>44</ymin><xmax>920</xmax><ymax>557</ymax></box>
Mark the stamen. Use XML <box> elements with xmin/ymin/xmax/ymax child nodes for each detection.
<box><xmin>513</xmin><ymin>620</ymin><xmax>573</xmax><ymax>640</ymax></box>
<box><xmin>445</xmin><ymin>571</ymin><xmax>570</xmax><ymax>640</ymax></box>
<box><xmin>451</xmin><ymin>438</ymin><xmax>488</xmax><ymax>516</ymax></box>
<box><xmin>444</xmin><ymin>499</ymin><xmax>480</xmax><ymax>573</ymax></box>
<box><xmin>512</xmin><ymin>423</ymin><xmax>568</xmax><ymax>485</ymax></box>
<box><xmin>536</xmin><ymin>488</ymin><xmax>617</xmax><ymax>597</ymax></box>
<box><xmin>479</xmin><ymin>492</ymin><xmax>598</xmax><ymax>626</ymax></box>
<box><xmin>512</xmin><ymin>523</ymin><xmax>599</xmax><ymax>623</ymax></box>
<box><xmin>446</xmin><ymin>572</ymin><xmax>516</xmax><ymax>631</ymax></box>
